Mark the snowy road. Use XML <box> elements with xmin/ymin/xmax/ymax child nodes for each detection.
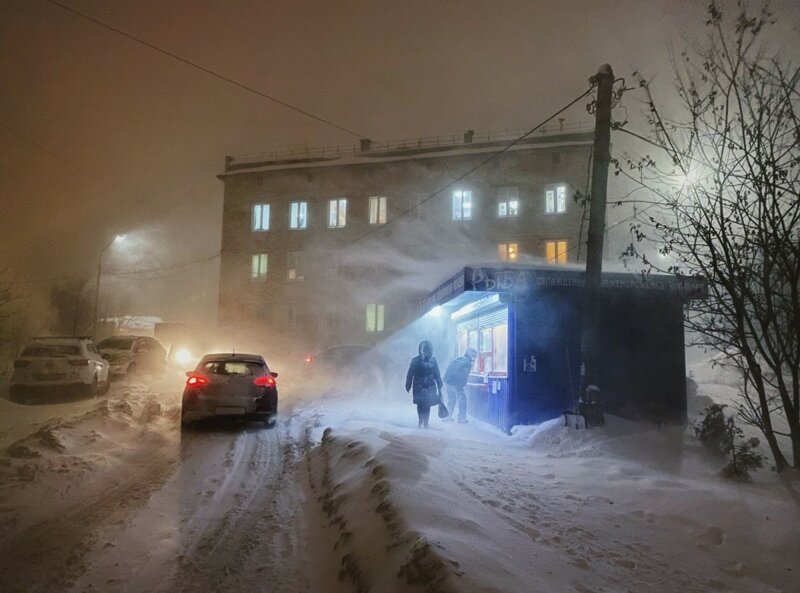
<box><xmin>71</xmin><ymin>415</ymin><xmax>312</xmax><ymax>593</ymax></box>
<box><xmin>1</xmin><ymin>378</ymin><xmax>798</xmax><ymax>593</ymax></box>
<box><xmin>0</xmin><ymin>384</ymin><xmax>317</xmax><ymax>593</ymax></box>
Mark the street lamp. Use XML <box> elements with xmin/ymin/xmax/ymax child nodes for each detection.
<box><xmin>91</xmin><ymin>234</ymin><xmax>125</xmax><ymax>339</ymax></box>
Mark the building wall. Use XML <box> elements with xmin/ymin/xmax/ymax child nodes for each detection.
<box><xmin>218</xmin><ymin>137</ymin><xmax>593</xmax><ymax>354</ymax></box>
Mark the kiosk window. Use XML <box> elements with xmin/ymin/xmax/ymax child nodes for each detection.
<box><xmin>493</xmin><ymin>325</ymin><xmax>508</xmax><ymax>373</ymax></box>
<box><xmin>480</xmin><ymin>327</ymin><xmax>493</xmax><ymax>373</ymax></box>
<box><xmin>456</xmin><ymin>306</ymin><xmax>509</xmax><ymax>378</ymax></box>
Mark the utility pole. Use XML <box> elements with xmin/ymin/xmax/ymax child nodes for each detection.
<box><xmin>92</xmin><ymin>234</ymin><xmax>125</xmax><ymax>340</ymax></box>
<box><xmin>580</xmin><ymin>64</ymin><xmax>614</xmax><ymax>424</ymax></box>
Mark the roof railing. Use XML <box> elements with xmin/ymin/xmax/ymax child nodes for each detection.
<box><xmin>226</xmin><ymin>121</ymin><xmax>591</xmax><ymax>169</ymax></box>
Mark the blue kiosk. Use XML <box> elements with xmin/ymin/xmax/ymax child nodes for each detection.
<box><xmin>420</xmin><ymin>265</ymin><xmax>706</xmax><ymax>432</ymax></box>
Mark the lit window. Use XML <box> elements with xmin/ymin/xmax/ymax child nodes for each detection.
<box><xmin>290</xmin><ymin>201</ymin><xmax>308</xmax><ymax>229</ymax></box>
<box><xmin>497</xmin><ymin>187</ymin><xmax>519</xmax><ymax>218</ymax></box>
<box><xmin>251</xmin><ymin>253</ymin><xmax>268</xmax><ymax>280</ymax></box>
<box><xmin>369</xmin><ymin>196</ymin><xmax>387</xmax><ymax>225</ymax></box>
<box><xmin>546</xmin><ymin>185</ymin><xmax>567</xmax><ymax>214</ymax></box>
<box><xmin>328</xmin><ymin>198</ymin><xmax>347</xmax><ymax>228</ymax></box>
<box><xmin>498</xmin><ymin>242</ymin><xmax>519</xmax><ymax>262</ymax></box>
<box><xmin>366</xmin><ymin>303</ymin><xmax>385</xmax><ymax>332</ymax></box>
<box><xmin>287</xmin><ymin>252</ymin><xmax>304</xmax><ymax>281</ymax></box>
<box><xmin>252</xmin><ymin>204</ymin><xmax>270</xmax><ymax>231</ymax></box>
<box><xmin>545</xmin><ymin>240</ymin><xmax>568</xmax><ymax>264</ymax></box>
<box><xmin>452</xmin><ymin>190</ymin><xmax>473</xmax><ymax>221</ymax></box>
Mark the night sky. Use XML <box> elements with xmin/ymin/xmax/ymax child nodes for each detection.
<box><xmin>2</xmin><ymin>0</ymin><xmax>797</xmax><ymax>320</ymax></box>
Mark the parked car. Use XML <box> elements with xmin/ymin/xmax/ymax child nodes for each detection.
<box><xmin>304</xmin><ymin>344</ymin><xmax>386</xmax><ymax>392</ymax></box>
<box><xmin>97</xmin><ymin>335</ymin><xmax>167</xmax><ymax>380</ymax></box>
<box><xmin>10</xmin><ymin>337</ymin><xmax>110</xmax><ymax>401</ymax></box>
<box><xmin>181</xmin><ymin>353</ymin><xmax>278</xmax><ymax>429</ymax></box>
<box><xmin>304</xmin><ymin>344</ymin><xmax>371</xmax><ymax>378</ymax></box>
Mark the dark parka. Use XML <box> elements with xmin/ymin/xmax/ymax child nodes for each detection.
<box><xmin>443</xmin><ymin>355</ymin><xmax>473</xmax><ymax>388</ymax></box>
<box><xmin>405</xmin><ymin>343</ymin><xmax>443</xmax><ymax>407</ymax></box>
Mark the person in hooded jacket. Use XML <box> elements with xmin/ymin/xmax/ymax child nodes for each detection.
<box><xmin>442</xmin><ymin>347</ymin><xmax>477</xmax><ymax>423</ymax></box>
<box><xmin>405</xmin><ymin>340</ymin><xmax>443</xmax><ymax>428</ymax></box>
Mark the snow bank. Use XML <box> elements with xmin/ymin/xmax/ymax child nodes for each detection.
<box><xmin>301</xmin><ymin>388</ymin><xmax>800</xmax><ymax>593</ymax></box>
<box><xmin>305</xmin><ymin>425</ymin><xmax>463</xmax><ymax>593</ymax></box>
<box><xmin>0</xmin><ymin>385</ymin><xmax>180</xmax><ymax>542</ymax></box>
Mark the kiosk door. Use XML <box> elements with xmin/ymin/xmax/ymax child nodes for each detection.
<box><xmin>456</xmin><ymin>306</ymin><xmax>510</xmax><ymax>428</ymax></box>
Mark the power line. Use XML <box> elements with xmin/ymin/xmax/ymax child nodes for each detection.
<box><xmin>105</xmin><ymin>252</ymin><xmax>220</xmax><ymax>276</ymax></box>
<box><xmin>42</xmin><ymin>0</ymin><xmax>367</xmax><ymax>140</ymax></box>
<box><xmin>345</xmin><ymin>86</ymin><xmax>596</xmax><ymax>249</ymax></box>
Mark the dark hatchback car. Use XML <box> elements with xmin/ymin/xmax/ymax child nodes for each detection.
<box><xmin>180</xmin><ymin>353</ymin><xmax>278</xmax><ymax>429</ymax></box>
<box><xmin>304</xmin><ymin>344</ymin><xmax>389</xmax><ymax>393</ymax></box>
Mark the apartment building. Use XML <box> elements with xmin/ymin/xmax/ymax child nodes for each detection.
<box><xmin>217</xmin><ymin>126</ymin><xmax>594</xmax><ymax>354</ymax></box>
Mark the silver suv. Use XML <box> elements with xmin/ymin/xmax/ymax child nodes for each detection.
<box><xmin>97</xmin><ymin>336</ymin><xmax>167</xmax><ymax>380</ymax></box>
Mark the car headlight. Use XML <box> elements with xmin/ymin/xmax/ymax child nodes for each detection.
<box><xmin>175</xmin><ymin>348</ymin><xmax>193</xmax><ymax>366</ymax></box>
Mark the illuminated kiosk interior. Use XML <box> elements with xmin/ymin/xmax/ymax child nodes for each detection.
<box><xmin>421</xmin><ymin>265</ymin><xmax>706</xmax><ymax>432</ymax></box>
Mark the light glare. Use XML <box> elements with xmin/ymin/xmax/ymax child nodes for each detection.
<box><xmin>175</xmin><ymin>348</ymin><xmax>193</xmax><ymax>366</ymax></box>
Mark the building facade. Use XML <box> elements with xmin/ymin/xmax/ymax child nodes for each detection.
<box><xmin>217</xmin><ymin>126</ymin><xmax>595</xmax><ymax>356</ymax></box>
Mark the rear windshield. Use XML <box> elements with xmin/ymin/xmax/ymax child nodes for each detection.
<box><xmin>202</xmin><ymin>361</ymin><xmax>264</xmax><ymax>376</ymax></box>
<box><xmin>97</xmin><ymin>338</ymin><xmax>135</xmax><ymax>350</ymax></box>
<box><xmin>22</xmin><ymin>345</ymin><xmax>81</xmax><ymax>357</ymax></box>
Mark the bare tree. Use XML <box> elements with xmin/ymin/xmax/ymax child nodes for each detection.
<box><xmin>0</xmin><ymin>273</ymin><xmax>28</xmax><ymax>363</ymax></box>
<box><xmin>49</xmin><ymin>277</ymin><xmax>93</xmax><ymax>336</ymax></box>
<box><xmin>620</xmin><ymin>1</ymin><xmax>800</xmax><ymax>470</ymax></box>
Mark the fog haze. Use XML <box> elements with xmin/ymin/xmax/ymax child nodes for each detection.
<box><xmin>2</xmin><ymin>0</ymin><xmax>798</xmax><ymax>322</ymax></box>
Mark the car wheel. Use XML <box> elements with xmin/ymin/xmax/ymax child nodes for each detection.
<box><xmin>263</xmin><ymin>414</ymin><xmax>276</xmax><ymax>429</ymax></box>
<box><xmin>101</xmin><ymin>380</ymin><xmax>111</xmax><ymax>395</ymax></box>
<box><xmin>86</xmin><ymin>375</ymin><xmax>99</xmax><ymax>397</ymax></box>
<box><xmin>125</xmin><ymin>364</ymin><xmax>137</xmax><ymax>381</ymax></box>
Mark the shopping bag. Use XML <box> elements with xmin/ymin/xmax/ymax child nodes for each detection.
<box><xmin>437</xmin><ymin>394</ymin><xmax>449</xmax><ymax>419</ymax></box>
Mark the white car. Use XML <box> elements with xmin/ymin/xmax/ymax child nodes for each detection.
<box><xmin>97</xmin><ymin>335</ymin><xmax>167</xmax><ymax>380</ymax></box>
<box><xmin>10</xmin><ymin>337</ymin><xmax>110</xmax><ymax>401</ymax></box>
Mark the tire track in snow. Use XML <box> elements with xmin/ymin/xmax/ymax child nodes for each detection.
<box><xmin>167</xmin><ymin>410</ymin><xmax>311</xmax><ymax>593</ymax></box>
<box><xmin>0</xmin><ymin>455</ymin><xmax>178</xmax><ymax>593</ymax></box>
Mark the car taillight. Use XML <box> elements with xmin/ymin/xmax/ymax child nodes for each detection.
<box><xmin>305</xmin><ymin>354</ymin><xmax>313</xmax><ymax>364</ymax></box>
<box><xmin>68</xmin><ymin>359</ymin><xmax>90</xmax><ymax>366</ymax></box>
<box><xmin>186</xmin><ymin>375</ymin><xmax>209</xmax><ymax>386</ymax></box>
<box><xmin>254</xmin><ymin>375</ymin><xmax>276</xmax><ymax>387</ymax></box>
<box><xmin>13</xmin><ymin>360</ymin><xmax>30</xmax><ymax>368</ymax></box>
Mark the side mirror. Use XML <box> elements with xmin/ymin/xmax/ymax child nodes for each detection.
<box><xmin>270</xmin><ymin>371</ymin><xmax>279</xmax><ymax>378</ymax></box>
<box><xmin>185</xmin><ymin>370</ymin><xmax>193</xmax><ymax>377</ymax></box>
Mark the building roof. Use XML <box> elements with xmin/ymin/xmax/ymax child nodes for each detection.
<box><xmin>219</xmin><ymin>126</ymin><xmax>594</xmax><ymax>177</ymax></box>
<box><xmin>420</xmin><ymin>265</ymin><xmax>708</xmax><ymax>313</ymax></box>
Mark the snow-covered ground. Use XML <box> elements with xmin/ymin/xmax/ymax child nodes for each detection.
<box><xmin>0</xmin><ymin>362</ymin><xmax>798</xmax><ymax>593</ymax></box>
<box><xmin>302</xmin><ymin>392</ymin><xmax>798</xmax><ymax>593</ymax></box>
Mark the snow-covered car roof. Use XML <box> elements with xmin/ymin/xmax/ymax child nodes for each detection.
<box><xmin>31</xmin><ymin>336</ymin><xmax>92</xmax><ymax>342</ymax></box>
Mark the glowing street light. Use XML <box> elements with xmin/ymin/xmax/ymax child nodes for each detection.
<box><xmin>92</xmin><ymin>234</ymin><xmax>126</xmax><ymax>339</ymax></box>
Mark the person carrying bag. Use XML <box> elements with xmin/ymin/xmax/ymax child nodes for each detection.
<box><xmin>405</xmin><ymin>340</ymin><xmax>444</xmax><ymax>428</ymax></box>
